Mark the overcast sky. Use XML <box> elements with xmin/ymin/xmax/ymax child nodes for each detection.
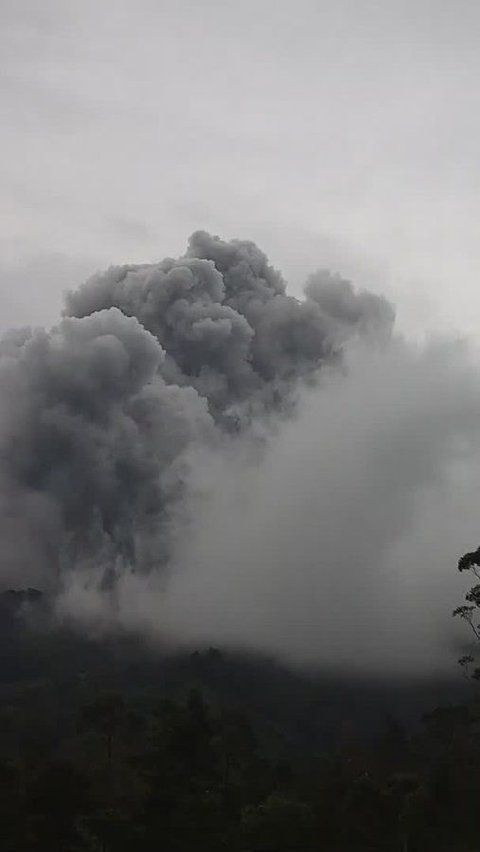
<box><xmin>2</xmin><ymin>0</ymin><xmax>480</xmax><ymax>335</ymax></box>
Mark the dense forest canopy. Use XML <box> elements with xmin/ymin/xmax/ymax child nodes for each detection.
<box><xmin>0</xmin><ymin>585</ymin><xmax>478</xmax><ymax>852</ymax></box>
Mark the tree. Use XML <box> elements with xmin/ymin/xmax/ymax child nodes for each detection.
<box><xmin>80</xmin><ymin>692</ymin><xmax>126</xmax><ymax>769</ymax></box>
<box><xmin>453</xmin><ymin>545</ymin><xmax>480</xmax><ymax>679</ymax></box>
<box><xmin>241</xmin><ymin>793</ymin><xmax>316</xmax><ymax>851</ymax></box>
<box><xmin>25</xmin><ymin>759</ymin><xmax>92</xmax><ymax>851</ymax></box>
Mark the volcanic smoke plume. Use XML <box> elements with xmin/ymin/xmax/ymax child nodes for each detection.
<box><xmin>1</xmin><ymin>231</ymin><xmax>479</xmax><ymax>674</ymax></box>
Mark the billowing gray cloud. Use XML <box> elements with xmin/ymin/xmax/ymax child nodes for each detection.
<box><xmin>0</xmin><ymin>304</ymin><xmax>212</xmax><ymax>589</ymax></box>
<box><xmin>305</xmin><ymin>269</ymin><xmax>394</xmax><ymax>344</ymax></box>
<box><xmin>1</xmin><ymin>232</ymin><xmax>478</xmax><ymax>678</ymax></box>
<box><xmin>0</xmin><ymin>233</ymin><xmax>387</xmax><ymax>598</ymax></box>
<box><xmin>66</xmin><ymin>231</ymin><xmax>391</xmax><ymax>426</ymax></box>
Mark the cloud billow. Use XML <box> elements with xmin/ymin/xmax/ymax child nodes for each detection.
<box><xmin>3</xmin><ymin>231</ymin><xmax>476</xmax><ymax>674</ymax></box>
<box><xmin>66</xmin><ymin>231</ymin><xmax>391</xmax><ymax>426</ymax></box>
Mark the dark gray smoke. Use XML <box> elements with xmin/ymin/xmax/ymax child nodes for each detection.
<box><xmin>0</xmin><ymin>307</ymin><xmax>212</xmax><ymax>587</ymax></box>
<box><xmin>0</xmin><ymin>232</ymin><xmax>389</xmax><ymax>595</ymax></box>
<box><xmin>66</xmin><ymin>231</ymin><xmax>393</xmax><ymax>426</ymax></box>
<box><xmin>2</xmin><ymin>231</ymin><xmax>478</xmax><ymax>676</ymax></box>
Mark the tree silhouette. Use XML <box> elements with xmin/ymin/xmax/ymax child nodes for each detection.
<box><xmin>453</xmin><ymin>545</ymin><xmax>480</xmax><ymax>678</ymax></box>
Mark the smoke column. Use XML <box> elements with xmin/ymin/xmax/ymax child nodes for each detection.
<box><xmin>0</xmin><ymin>232</ymin><xmax>478</xmax><ymax>674</ymax></box>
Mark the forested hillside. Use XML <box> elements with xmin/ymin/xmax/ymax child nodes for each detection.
<box><xmin>1</xmin><ymin>590</ymin><xmax>478</xmax><ymax>851</ymax></box>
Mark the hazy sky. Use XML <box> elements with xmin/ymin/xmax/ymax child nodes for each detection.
<box><xmin>2</xmin><ymin>0</ymin><xmax>480</xmax><ymax>334</ymax></box>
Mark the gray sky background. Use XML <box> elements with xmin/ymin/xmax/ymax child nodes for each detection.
<box><xmin>2</xmin><ymin>0</ymin><xmax>480</xmax><ymax>336</ymax></box>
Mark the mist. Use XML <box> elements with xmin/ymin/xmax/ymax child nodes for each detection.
<box><xmin>89</xmin><ymin>337</ymin><xmax>480</xmax><ymax>676</ymax></box>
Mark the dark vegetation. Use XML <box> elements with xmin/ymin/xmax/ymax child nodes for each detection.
<box><xmin>1</xmin><ymin>574</ymin><xmax>480</xmax><ymax>851</ymax></box>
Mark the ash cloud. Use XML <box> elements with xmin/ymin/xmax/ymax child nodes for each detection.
<box><xmin>66</xmin><ymin>231</ymin><xmax>392</xmax><ymax>426</ymax></box>
<box><xmin>0</xmin><ymin>231</ymin><xmax>478</xmax><ymax>675</ymax></box>
<box><xmin>143</xmin><ymin>339</ymin><xmax>480</xmax><ymax>674</ymax></box>
<box><xmin>0</xmin><ymin>307</ymin><xmax>211</xmax><ymax>588</ymax></box>
<box><xmin>1</xmin><ymin>232</ymin><xmax>382</xmax><ymax>593</ymax></box>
